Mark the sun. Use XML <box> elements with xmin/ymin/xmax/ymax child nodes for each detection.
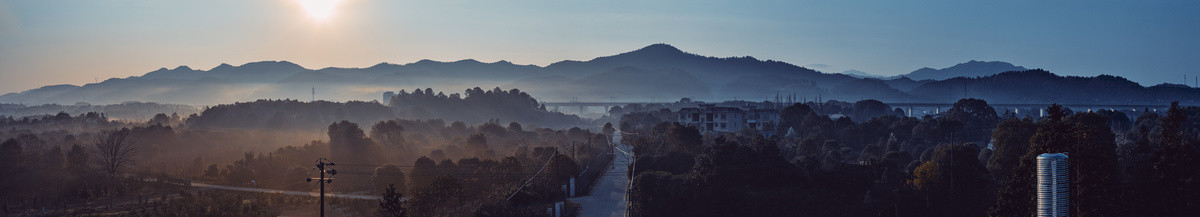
<box><xmin>295</xmin><ymin>0</ymin><xmax>346</xmax><ymax>23</ymax></box>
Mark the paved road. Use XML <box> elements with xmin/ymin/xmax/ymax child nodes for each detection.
<box><xmin>570</xmin><ymin>140</ymin><xmax>633</xmax><ymax>217</ymax></box>
<box><xmin>190</xmin><ymin>183</ymin><xmax>383</xmax><ymax>200</ymax></box>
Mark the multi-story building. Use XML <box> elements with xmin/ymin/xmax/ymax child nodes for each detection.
<box><xmin>1037</xmin><ymin>153</ymin><xmax>1069</xmax><ymax>217</ymax></box>
<box><xmin>743</xmin><ymin>106</ymin><xmax>780</xmax><ymax>132</ymax></box>
<box><xmin>676</xmin><ymin>104</ymin><xmax>779</xmax><ymax>135</ymax></box>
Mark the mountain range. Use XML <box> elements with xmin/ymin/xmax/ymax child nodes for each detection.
<box><xmin>902</xmin><ymin>60</ymin><xmax>1028</xmax><ymax>81</ymax></box>
<box><xmin>2</xmin><ymin>44</ymin><xmax>1195</xmax><ymax>105</ymax></box>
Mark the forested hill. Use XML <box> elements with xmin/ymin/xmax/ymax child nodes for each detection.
<box><xmin>907</xmin><ymin>69</ymin><xmax>1200</xmax><ymax>104</ymax></box>
<box><xmin>184</xmin><ymin>87</ymin><xmax>585</xmax><ymax>131</ymax></box>
<box><xmin>1</xmin><ymin>44</ymin><xmax>1193</xmax><ymax>105</ymax></box>
<box><xmin>901</xmin><ymin>60</ymin><xmax>1027</xmax><ymax>81</ymax></box>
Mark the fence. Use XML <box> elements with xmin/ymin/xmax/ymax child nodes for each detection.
<box><xmin>573</xmin><ymin>149</ymin><xmax>615</xmax><ymax>197</ymax></box>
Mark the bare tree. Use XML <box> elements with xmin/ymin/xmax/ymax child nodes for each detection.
<box><xmin>93</xmin><ymin>128</ymin><xmax>135</xmax><ymax>179</ymax></box>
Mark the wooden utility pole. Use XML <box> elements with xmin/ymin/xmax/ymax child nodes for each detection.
<box><xmin>307</xmin><ymin>158</ymin><xmax>336</xmax><ymax>217</ymax></box>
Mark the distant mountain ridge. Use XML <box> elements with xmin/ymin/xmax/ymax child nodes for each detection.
<box><xmin>840</xmin><ymin>70</ymin><xmax>883</xmax><ymax>79</ymax></box>
<box><xmin>1</xmin><ymin>44</ymin><xmax>1194</xmax><ymax>106</ymax></box>
<box><xmin>906</xmin><ymin>69</ymin><xmax>1197</xmax><ymax>104</ymax></box>
<box><xmin>901</xmin><ymin>60</ymin><xmax>1027</xmax><ymax>81</ymax></box>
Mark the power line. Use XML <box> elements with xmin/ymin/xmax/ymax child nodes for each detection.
<box><xmin>507</xmin><ymin>150</ymin><xmax>557</xmax><ymax>201</ymax></box>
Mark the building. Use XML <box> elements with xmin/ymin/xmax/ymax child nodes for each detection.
<box><xmin>382</xmin><ymin>91</ymin><xmax>397</xmax><ymax>105</ymax></box>
<box><xmin>1037</xmin><ymin>153</ymin><xmax>1069</xmax><ymax>217</ymax></box>
<box><xmin>676</xmin><ymin>104</ymin><xmax>779</xmax><ymax>134</ymax></box>
<box><xmin>744</xmin><ymin>106</ymin><xmax>780</xmax><ymax>132</ymax></box>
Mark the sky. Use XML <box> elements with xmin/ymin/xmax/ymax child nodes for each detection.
<box><xmin>1</xmin><ymin>0</ymin><xmax>1198</xmax><ymax>94</ymax></box>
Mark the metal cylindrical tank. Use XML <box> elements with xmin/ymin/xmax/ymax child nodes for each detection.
<box><xmin>1037</xmin><ymin>153</ymin><xmax>1069</xmax><ymax>217</ymax></box>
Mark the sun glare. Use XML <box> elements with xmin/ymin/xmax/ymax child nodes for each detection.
<box><xmin>295</xmin><ymin>0</ymin><xmax>345</xmax><ymax>23</ymax></box>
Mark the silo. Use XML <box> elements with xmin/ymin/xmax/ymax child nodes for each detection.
<box><xmin>1037</xmin><ymin>153</ymin><xmax>1069</xmax><ymax>217</ymax></box>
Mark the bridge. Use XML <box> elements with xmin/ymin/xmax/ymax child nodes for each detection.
<box><xmin>541</xmin><ymin>100</ymin><xmax>1175</xmax><ymax>117</ymax></box>
<box><xmin>541</xmin><ymin>101</ymin><xmax>672</xmax><ymax>114</ymax></box>
<box><xmin>888</xmin><ymin>103</ymin><xmax>1172</xmax><ymax>117</ymax></box>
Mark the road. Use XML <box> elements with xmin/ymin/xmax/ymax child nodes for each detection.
<box><xmin>570</xmin><ymin>134</ymin><xmax>633</xmax><ymax>217</ymax></box>
<box><xmin>190</xmin><ymin>182</ymin><xmax>383</xmax><ymax>200</ymax></box>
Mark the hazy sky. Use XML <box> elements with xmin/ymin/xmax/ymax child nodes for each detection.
<box><xmin>1</xmin><ymin>0</ymin><xmax>1198</xmax><ymax>94</ymax></box>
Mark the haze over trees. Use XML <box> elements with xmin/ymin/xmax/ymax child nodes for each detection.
<box><xmin>388</xmin><ymin>87</ymin><xmax>585</xmax><ymax>129</ymax></box>
<box><xmin>3</xmin><ymin>85</ymin><xmax>1198</xmax><ymax>216</ymax></box>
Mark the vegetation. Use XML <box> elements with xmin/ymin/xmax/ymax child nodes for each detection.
<box><xmin>388</xmin><ymin>87</ymin><xmax>586</xmax><ymax>129</ymax></box>
<box><xmin>625</xmin><ymin>98</ymin><xmax>1200</xmax><ymax>217</ymax></box>
<box><xmin>4</xmin><ymin>94</ymin><xmax>1199</xmax><ymax>216</ymax></box>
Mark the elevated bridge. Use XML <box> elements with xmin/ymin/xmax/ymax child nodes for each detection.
<box><xmin>542</xmin><ymin>100</ymin><xmax>1174</xmax><ymax>117</ymax></box>
<box><xmin>541</xmin><ymin>101</ymin><xmax>672</xmax><ymax>114</ymax></box>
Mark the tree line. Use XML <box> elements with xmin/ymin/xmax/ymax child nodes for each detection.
<box><xmin>624</xmin><ymin>98</ymin><xmax>1200</xmax><ymax>216</ymax></box>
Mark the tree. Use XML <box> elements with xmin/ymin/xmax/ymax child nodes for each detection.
<box><xmin>374</xmin><ymin>164</ymin><xmax>407</xmax><ymax>194</ymax></box>
<box><xmin>66</xmin><ymin>144</ymin><xmax>90</xmax><ymax>175</ymax></box>
<box><xmin>371</xmin><ymin>120</ymin><xmax>412</xmax><ymax>162</ymax></box>
<box><xmin>850</xmin><ymin>99</ymin><xmax>891</xmax><ymax>122</ymax></box>
<box><xmin>663</xmin><ymin>123</ymin><xmax>703</xmax><ymax>154</ymax></box>
<box><xmin>608</xmin><ymin>106</ymin><xmax>625</xmax><ymax>116</ymax></box>
<box><xmin>603</xmin><ymin>122</ymin><xmax>616</xmax><ymax>142</ymax></box>
<box><xmin>943</xmin><ymin>98</ymin><xmax>999</xmax><ymax>144</ymax></box>
<box><xmin>1150</xmin><ymin>102</ymin><xmax>1200</xmax><ymax>215</ymax></box>
<box><xmin>990</xmin><ymin>109</ymin><xmax>1118</xmax><ymax>217</ymax></box>
<box><xmin>371</xmin><ymin>120</ymin><xmax>407</xmax><ymax>148</ymax></box>
<box><xmin>93</xmin><ymin>128</ymin><xmax>135</xmax><ymax>179</ymax></box>
<box><xmin>376</xmin><ymin>184</ymin><xmax>407</xmax><ymax>217</ymax></box>
<box><xmin>987</xmin><ymin>117</ymin><xmax>1036</xmax><ymax>184</ymax></box>
<box><xmin>437</xmin><ymin>159</ymin><xmax>459</xmax><ymax>178</ymax></box>
<box><xmin>0</xmin><ymin>138</ymin><xmax>20</xmax><ymax>169</ymax></box>
<box><xmin>507</xmin><ymin>122</ymin><xmax>523</xmax><ymax>132</ymax></box>
<box><xmin>149</xmin><ymin>113</ymin><xmax>171</xmax><ymax>126</ymax></box>
<box><xmin>410</xmin><ymin>156</ymin><xmax>437</xmax><ymax>188</ymax></box>
<box><xmin>907</xmin><ymin>143</ymin><xmax>992</xmax><ymax>216</ymax></box>
<box><xmin>779</xmin><ymin>103</ymin><xmax>815</xmax><ymax>135</ymax></box>
<box><xmin>620</xmin><ymin>112</ymin><xmax>662</xmax><ymax>133</ymax></box>
<box><xmin>330</xmin><ymin>121</ymin><xmax>380</xmax><ymax>163</ymax></box>
<box><xmin>203</xmin><ymin>164</ymin><xmax>221</xmax><ymax>178</ymax></box>
<box><xmin>408</xmin><ymin>176</ymin><xmax>464</xmax><ymax>216</ymax></box>
<box><xmin>466</xmin><ymin>134</ymin><xmax>492</xmax><ymax>159</ymax></box>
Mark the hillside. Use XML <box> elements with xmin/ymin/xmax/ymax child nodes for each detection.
<box><xmin>901</xmin><ymin>60</ymin><xmax>1027</xmax><ymax>81</ymax></box>
<box><xmin>907</xmin><ymin>69</ymin><xmax>1196</xmax><ymax>104</ymax></box>
<box><xmin>1</xmin><ymin>44</ymin><xmax>1193</xmax><ymax>106</ymax></box>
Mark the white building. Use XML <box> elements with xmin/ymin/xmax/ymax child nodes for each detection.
<box><xmin>676</xmin><ymin>104</ymin><xmax>779</xmax><ymax>134</ymax></box>
<box><xmin>1037</xmin><ymin>152</ymin><xmax>1069</xmax><ymax>217</ymax></box>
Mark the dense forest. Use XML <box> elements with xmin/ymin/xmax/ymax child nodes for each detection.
<box><xmin>623</xmin><ymin>98</ymin><xmax>1199</xmax><ymax>217</ymax></box>
<box><xmin>0</xmin><ymin>102</ymin><xmax>199</xmax><ymax>122</ymax></box>
<box><xmin>388</xmin><ymin>87</ymin><xmax>586</xmax><ymax>129</ymax></box>
<box><xmin>3</xmin><ymin>93</ymin><xmax>1197</xmax><ymax>216</ymax></box>
<box><xmin>0</xmin><ymin>87</ymin><xmax>608</xmax><ymax>216</ymax></box>
<box><xmin>0</xmin><ymin>116</ymin><xmax>612</xmax><ymax>216</ymax></box>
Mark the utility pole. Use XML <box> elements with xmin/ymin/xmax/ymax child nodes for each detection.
<box><xmin>307</xmin><ymin>158</ymin><xmax>336</xmax><ymax>217</ymax></box>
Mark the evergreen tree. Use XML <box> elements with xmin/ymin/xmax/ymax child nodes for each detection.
<box><xmin>376</xmin><ymin>184</ymin><xmax>407</xmax><ymax>217</ymax></box>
